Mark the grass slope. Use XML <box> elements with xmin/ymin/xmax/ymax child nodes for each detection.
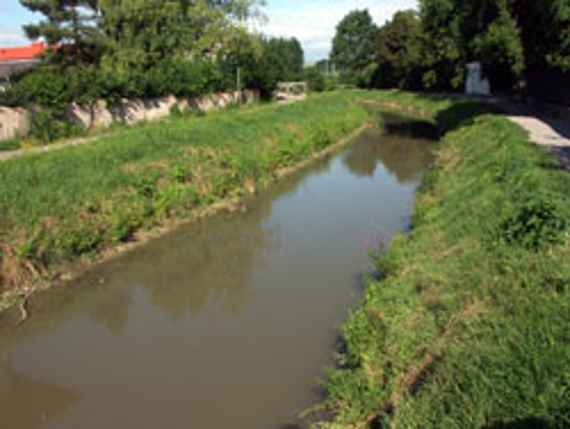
<box><xmin>319</xmin><ymin>92</ymin><xmax>570</xmax><ymax>428</ymax></box>
<box><xmin>0</xmin><ymin>92</ymin><xmax>369</xmax><ymax>307</ymax></box>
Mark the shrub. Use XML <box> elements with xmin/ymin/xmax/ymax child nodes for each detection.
<box><xmin>30</xmin><ymin>109</ymin><xmax>81</xmax><ymax>144</ymax></box>
<box><xmin>145</xmin><ymin>58</ymin><xmax>223</xmax><ymax>98</ymax></box>
<box><xmin>501</xmin><ymin>193</ymin><xmax>569</xmax><ymax>250</ymax></box>
<box><xmin>305</xmin><ymin>67</ymin><xmax>326</xmax><ymax>92</ymax></box>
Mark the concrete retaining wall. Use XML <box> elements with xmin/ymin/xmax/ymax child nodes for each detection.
<box><xmin>0</xmin><ymin>107</ymin><xmax>30</xmax><ymax>141</ymax></box>
<box><xmin>0</xmin><ymin>90</ymin><xmax>259</xmax><ymax>142</ymax></box>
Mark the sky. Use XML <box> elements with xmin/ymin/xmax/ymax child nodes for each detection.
<box><xmin>0</xmin><ymin>0</ymin><xmax>418</xmax><ymax>62</ymax></box>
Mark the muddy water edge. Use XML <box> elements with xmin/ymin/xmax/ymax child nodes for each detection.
<box><xmin>0</xmin><ymin>112</ymin><xmax>436</xmax><ymax>429</ymax></box>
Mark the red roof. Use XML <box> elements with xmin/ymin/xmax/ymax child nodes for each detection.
<box><xmin>0</xmin><ymin>42</ymin><xmax>47</xmax><ymax>62</ymax></box>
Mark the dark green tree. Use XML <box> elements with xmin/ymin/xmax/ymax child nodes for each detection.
<box><xmin>419</xmin><ymin>0</ymin><xmax>569</xmax><ymax>91</ymax></box>
<box><xmin>511</xmin><ymin>0</ymin><xmax>570</xmax><ymax>71</ymax></box>
<box><xmin>252</xmin><ymin>37</ymin><xmax>304</xmax><ymax>97</ymax></box>
<box><xmin>331</xmin><ymin>9</ymin><xmax>378</xmax><ymax>86</ymax></box>
<box><xmin>20</xmin><ymin>0</ymin><xmax>104</xmax><ymax>65</ymax></box>
<box><xmin>374</xmin><ymin>10</ymin><xmax>424</xmax><ymax>90</ymax></box>
<box><xmin>99</xmin><ymin>0</ymin><xmax>265</xmax><ymax>71</ymax></box>
<box><xmin>304</xmin><ymin>66</ymin><xmax>326</xmax><ymax>92</ymax></box>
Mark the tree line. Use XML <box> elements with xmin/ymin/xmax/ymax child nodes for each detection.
<box><xmin>2</xmin><ymin>0</ymin><xmax>304</xmax><ymax>107</ymax></box>
<box><xmin>0</xmin><ymin>0</ymin><xmax>306</xmax><ymax>141</ymax></box>
<box><xmin>331</xmin><ymin>0</ymin><xmax>570</xmax><ymax>95</ymax></box>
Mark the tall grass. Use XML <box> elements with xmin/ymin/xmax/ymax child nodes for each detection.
<box><xmin>0</xmin><ymin>92</ymin><xmax>369</xmax><ymax>304</ymax></box>
<box><xmin>318</xmin><ymin>92</ymin><xmax>570</xmax><ymax>428</ymax></box>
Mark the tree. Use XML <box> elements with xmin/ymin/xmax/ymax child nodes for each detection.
<box><xmin>252</xmin><ymin>37</ymin><xmax>304</xmax><ymax>97</ymax></box>
<box><xmin>331</xmin><ymin>9</ymin><xmax>378</xmax><ymax>86</ymax></box>
<box><xmin>20</xmin><ymin>0</ymin><xmax>104</xmax><ymax>66</ymax></box>
<box><xmin>304</xmin><ymin>66</ymin><xmax>326</xmax><ymax>92</ymax></box>
<box><xmin>99</xmin><ymin>0</ymin><xmax>266</xmax><ymax>72</ymax></box>
<box><xmin>374</xmin><ymin>10</ymin><xmax>424</xmax><ymax>90</ymax></box>
<box><xmin>419</xmin><ymin>0</ymin><xmax>569</xmax><ymax>91</ymax></box>
<box><xmin>217</xmin><ymin>28</ymin><xmax>264</xmax><ymax>91</ymax></box>
<box><xmin>511</xmin><ymin>0</ymin><xmax>570</xmax><ymax>72</ymax></box>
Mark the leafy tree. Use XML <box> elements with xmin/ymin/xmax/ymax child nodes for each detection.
<box><xmin>419</xmin><ymin>0</ymin><xmax>569</xmax><ymax>91</ymax></box>
<box><xmin>20</xmin><ymin>0</ymin><xmax>104</xmax><ymax>65</ymax></box>
<box><xmin>417</xmin><ymin>0</ymin><xmax>463</xmax><ymax>89</ymax></box>
<box><xmin>331</xmin><ymin>9</ymin><xmax>378</xmax><ymax>86</ymax></box>
<box><xmin>217</xmin><ymin>28</ymin><xmax>264</xmax><ymax>91</ymax></box>
<box><xmin>471</xmin><ymin>4</ymin><xmax>524</xmax><ymax>91</ymax></box>
<box><xmin>252</xmin><ymin>37</ymin><xmax>304</xmax><ymax>97</ymax></box>
<box><xmin>511</xmin><ymin>0</ymin><xmax>570</xmax><ymax>71</ymax></box>
<box><xmin>304</xmin><ymin>66</ymin><xmax>326</xmax><ymax>92</ymax></box>
<box><xmin>374</xmin><ymin>10</ymin><xmax>424</xmax><ymax>90</ymax></box>
<box><xmin>315</xmin><ymin>59</ymin><xmax>336</xmax><ymax>75</ymax></box>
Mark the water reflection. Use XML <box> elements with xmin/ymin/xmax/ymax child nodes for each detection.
<box><xmin>0</xmin><ymin>358</ymin><xmax>79</xmax><ymax>429</ymax></box>
<box><xmin>138</xmin><ymin>214</ymin><xmax>279</xmax><ymax>320</ymax></box>
<box><xmin>0</xmin><ymin>154</ymin><xmax>338</xmax><ymax>346</ymax></box>
<box><xmin>87</xmin><ymin>286</ymin><xmax>132</xmax><ymax>336</ymax></box>
<box><xmin>343</xmin><ymin>114</ymin><xmax>435</xmax><ymax>183</ymax></box>
<box><xmin>0</xmin><ymin>114</ymin><xmax>435</xmax><ymax>429</ymax></box>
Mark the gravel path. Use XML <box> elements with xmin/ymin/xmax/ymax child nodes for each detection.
<box><xmin>502</xmin><ymin>100</ymin><xmax>570</xmax><ymax>170</ymax></box>
<box><xmin>0</xmin><ymin>135</ymin><xmax>102</xmax><ymax>162</ymax></box>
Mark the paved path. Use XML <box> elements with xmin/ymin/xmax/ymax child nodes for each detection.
<box><xmin>501</xmin><ymin>101</ymin><xmax>570</xmax><ymax>169</ymax></box>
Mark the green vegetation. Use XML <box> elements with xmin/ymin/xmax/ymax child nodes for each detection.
<box><xmin>318</xmin><ymin>92</ymin><xmax>570</xmax><ymax>428</ymax></box>
<box><xmin>330</xmin><ymin>1</ymin><xmax>570</xmax><ymax>93</ymax></box>
<box><xmin>0</xmin><ymin>92</ymin><xmax>369</xmax><ymax>308</ymax></box>
<box><xmin>331</xmin><ymin>9</ymin><xmax>379</xmax><ymax>87</ymax></box>
<box><xmin>2</xmin><ymin>1</ymin><xmax>305</xmax><ymax>143</ymax></box>
<box><xmin>0</xmin><ymin>139</ymin><xmax>21</xmax><ymax>152</ymax></box>
<box><xmin>419</xmin><ymin>0</ymin><xmax>570</xmax><ymax>90</ymax></box>
<box><xmin>374</xmin><ymin>11</ymin><xmax>423</xmax><ymax>91</ymax></box>
<box><xmin>254</xmin><ymin>37</ymin><xmax>305</xmax><ymax>97</ymax></box>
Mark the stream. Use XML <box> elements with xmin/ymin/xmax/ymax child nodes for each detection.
<box><xmin>0</xmin><ymin>112</ymin><xmax>435</xmax><ymax>429</ymax></box>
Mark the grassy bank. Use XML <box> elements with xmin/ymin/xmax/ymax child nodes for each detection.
<box><xmin>319</xmin><ymin>93</ymin><xmax>570</xmax><ymax>428</ymax></box>
<box><xmin>0</xmin><ymin>92</ymin><xmax>370</xmax><ymax>310</ymax></box>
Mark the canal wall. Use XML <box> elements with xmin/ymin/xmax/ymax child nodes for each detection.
<box><xmin>0</xmin><ymin>90</ymin><xmax>259</xmax><ymax>142</ymax></box>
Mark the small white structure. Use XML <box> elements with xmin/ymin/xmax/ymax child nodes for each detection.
<box><xmin>274</xmin><ymin>82</ymin><xmax>307</xmax><ymax>103</ymax></box>
<box><xmin>465</xmin><ymin>62</ymin><xmax>491</xmax><ymax>96</ymax></box>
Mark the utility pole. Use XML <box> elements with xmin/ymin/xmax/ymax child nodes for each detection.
<box><xmin>237</xmin><ymin>67</ymin><xmax>241</xmax><ymax>93</ymax></box>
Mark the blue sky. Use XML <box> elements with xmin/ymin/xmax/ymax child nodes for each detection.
<box><xmin>0</xmin><ymin>0</ymin><xmax>418</xmax><ymax>61</ymax></box>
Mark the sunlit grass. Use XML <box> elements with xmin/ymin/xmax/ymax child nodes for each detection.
<box><xmin>0</xmin><ymin>91</ymin><xmax>369</xmax><ymax>296</ymax></box>
<box><xmin>318</xmin><ymin>92</ymin><xmax>570</xmax><ymax>429</ymax></box>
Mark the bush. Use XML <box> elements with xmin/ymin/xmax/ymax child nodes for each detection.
<box><xmin>305</xmin><ymin>67</ymin><xmax>326</xmax><ymax>92</ymax></box>
<box><xmin>501</xmin><ymin>193</ymin><xmax>568</xmax><ymax>250</ymax></box>
<box><xmin>0</xmin><ymin>66</ymin><xmax>99</xmax><ymax>143</ymax></box>
<box><xmin>0</xmin><ymin>59</ymin><xmax>231</xmax><ymax>143</ymax></box>
<box><xmin>145</xmin><ymin>58</ymin><xmax>223</xmax><ymax>98</ymax></box>
<box><xmin>1</xmin><ymin>66</ymin><xmax>70</xmax><ymax>110</ymax></box>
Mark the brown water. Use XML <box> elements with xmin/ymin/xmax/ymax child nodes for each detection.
<box><xmin>0</xmin><ymin>114</ymin><xmax>435</xmax><ymax>429</ymax></box>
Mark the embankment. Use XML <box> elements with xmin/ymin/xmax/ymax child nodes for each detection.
<box><xmin>319</xmin><ymin>92</ymin><xmax>570</xmax><ymax>428</ymax></box>
<box><xmin>0</xmin><ymin>91</ymin><xmax>371</xmax><ymax>312</ymax></box>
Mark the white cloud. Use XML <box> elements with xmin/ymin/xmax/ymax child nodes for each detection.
<box><xmin>259</xmin><ymin>0</ymin><xmax>418</xmax><ymax>62</ymax></box>
<box><xmin>0</xmin><ymin>31</ymin><xmax>28</xmax><ymax>47</ymax></box>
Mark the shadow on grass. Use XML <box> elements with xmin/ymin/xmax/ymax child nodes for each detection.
<box><xmin>527</xmin><ymin>99</ymin><xmax>570</xmax><ymax>141</ymax></box>
<box><xmin>380</xmin><ymin>111</ymin><xmax>439</xmax><ymax>141</ymax></box>
<box><xmin>373</xmin><ymin>92</ymin><xmax>502</xmax><ymax>137</ymax></box>
<box><xmin>435</xmin><ymin>101</ymin><xmax>503</xmax><ymax>134</ymax></box>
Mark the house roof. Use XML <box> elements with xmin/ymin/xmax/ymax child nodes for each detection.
<box><xmin>0</xmin><ymin>42</ymin><xmax>47</xmax><ymax>62</ymax></box>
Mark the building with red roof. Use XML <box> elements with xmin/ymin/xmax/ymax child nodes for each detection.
<box><xmin>0</xmin><ymin>42</ymin><xmax>47</xmax><ymax>62</ymax></box>
<box><xmin>0</xmin><ymin>42</ymin><xmax>47</xmax><ymax>83</ymax></box>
